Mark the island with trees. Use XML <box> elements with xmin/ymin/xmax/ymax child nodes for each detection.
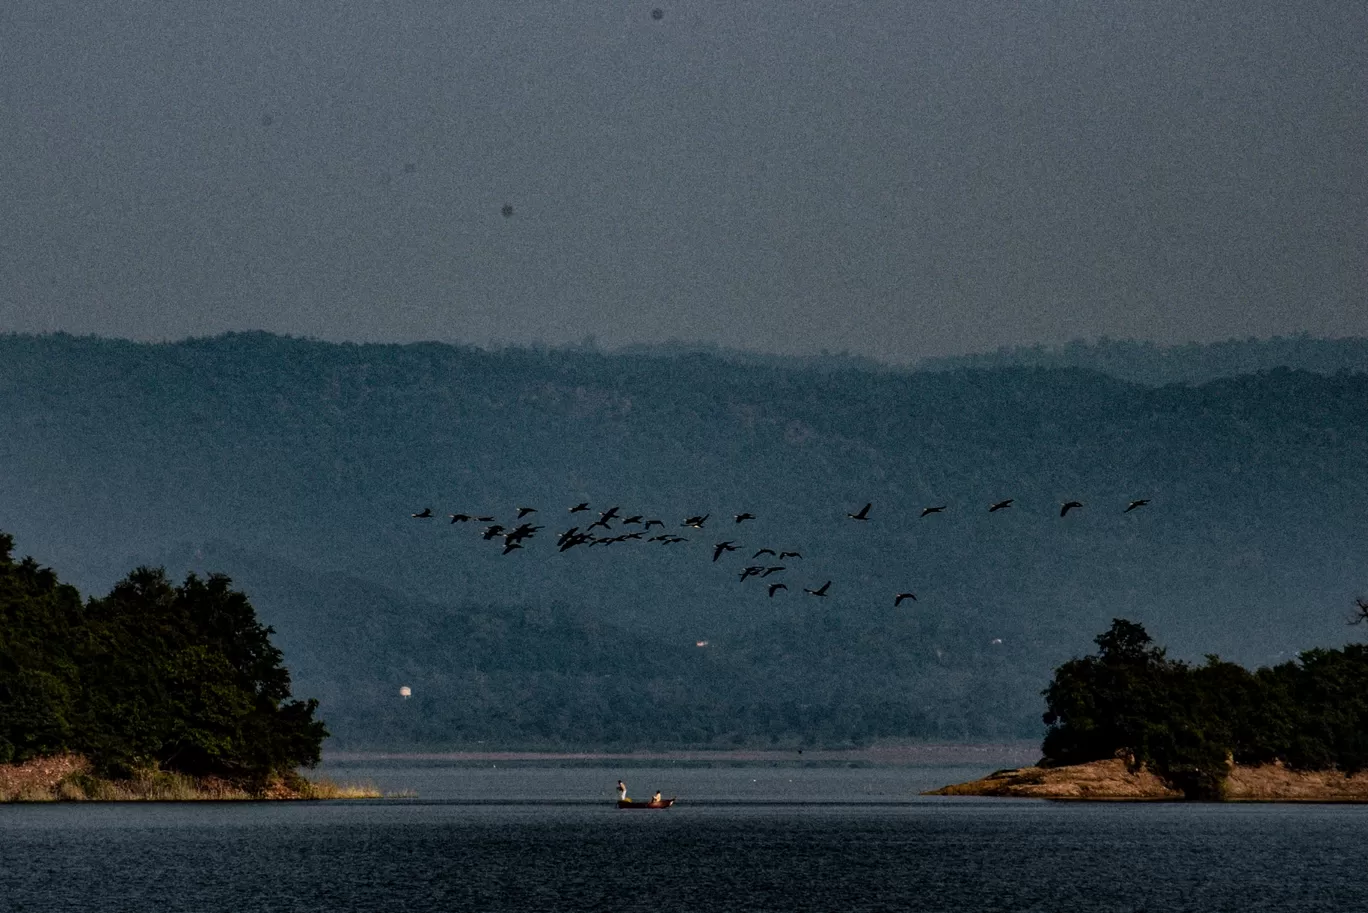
<box><xmin>931</xmin><ymin>615</ymin><xmax>1368</xmax><ymax>800</ymax></box>
<box><xmin>0</xmin><ymin>533</ymin><xmax>370</xmax><ymax>800</ymax></box>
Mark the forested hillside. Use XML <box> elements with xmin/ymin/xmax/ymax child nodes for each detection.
<box><xmin>1</xmin><ymin>333</ymin><xmax>1364</xmax><ymax>748</ymax></box>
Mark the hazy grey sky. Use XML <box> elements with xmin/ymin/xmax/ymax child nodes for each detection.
<box><xmin>2</xmin><ymin>1</ymin><xmax>1363</xmax><ymax>361</ymax></box>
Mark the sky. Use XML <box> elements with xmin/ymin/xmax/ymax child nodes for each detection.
<box><xmin>1</xmin><ymin>1</ymin><xmax>1363</xmax><ymax>362</ymax></box>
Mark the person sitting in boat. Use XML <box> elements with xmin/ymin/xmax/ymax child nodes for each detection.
<box><xmin>617</xmin><ymin>780</ymin><xmax>628</xmax><ymax>801</ymax></box>
<box><xmin>652</xmin><ymin>790</ymin><xmax>662</xmax><ymax>804</ymax></box>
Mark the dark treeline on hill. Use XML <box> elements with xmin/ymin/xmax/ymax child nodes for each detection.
<box><xmin>0</xmin><ymin>534</ymin><xmax>325</xmax><ymax>782</ymax></box>
<box><xmin>578</xmin><ymin>335</ymin><xmax>1368</xmax><ymax>385</ymax></box>
<box><xmin>0</xmin><ymin>332</ymin><xmax>1365</xmax><ymax>749</ymax></box>
<box><xmin>1043</xmin><ymin>618</ymin><xmax>1368</xmax><ymax>799</ymax></box>
<box><xmin>918</xmin><ymin>335</ymin><xmax>1368</xmax><ymax>385</ymax></box>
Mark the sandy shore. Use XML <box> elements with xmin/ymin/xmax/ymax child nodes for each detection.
<box><xmin>926</xmin><ymin>757</ymin><xmax>1368</xmax><ymax>801</ymax></box>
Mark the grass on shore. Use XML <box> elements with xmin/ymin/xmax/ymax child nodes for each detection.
<box><xmin>1</xmin><ymin>755</ymin><xmax>383</xmax><ymax>802</ymax></box>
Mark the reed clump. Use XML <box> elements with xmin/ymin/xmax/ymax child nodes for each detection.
<box><xmin>294</xmin><ymin>777</ymin><xmax>386</xmax><ymax>800</ymax></box>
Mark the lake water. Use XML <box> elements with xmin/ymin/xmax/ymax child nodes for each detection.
<box><xmin>2</xmin><ymin>760</ymin><xmax>1365</xmax><ymax>912</ymax></box>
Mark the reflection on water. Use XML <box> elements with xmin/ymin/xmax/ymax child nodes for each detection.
<box><xmin>2</xmin><ymin>761</ymin><xmax>1364</xmax><ymax>912</ymax></box>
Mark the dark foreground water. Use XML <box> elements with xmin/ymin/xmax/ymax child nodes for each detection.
<box><xmin>2</xmin><ymin>762</ymin><xmax>1365</xmax><ymax>912</ymax></box>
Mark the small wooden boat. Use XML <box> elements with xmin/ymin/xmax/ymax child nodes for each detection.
<box><xmin>617</xmin><ymin>797</ymin><xmax>675</xmax><ymax>809</ymax></box>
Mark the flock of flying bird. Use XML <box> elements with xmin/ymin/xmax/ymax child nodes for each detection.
<box><xmin>408</xmin><ymin>497</ymin><xmax>1153</xmax><ymax>605</ymax></box>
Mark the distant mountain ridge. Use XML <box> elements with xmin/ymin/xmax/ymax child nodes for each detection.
<box><xmin>916</xmin><ymin>335</ymin><xmax>1368</xmax><ymax>385</ymax></box>
<box><xmin>584</xmin><ymin>334</ymin><xmax>1368</xmax><ymax>384</ymax></box>
<box><xmin>1</xmin><ymin>332</ymin><xmax>1364</xmax><ymax>748</ymax></box>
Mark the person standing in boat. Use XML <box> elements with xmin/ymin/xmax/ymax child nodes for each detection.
<box><xmin>652</xmin><ymin>790</ymin><xmax>662</xmax><ymax>804</ymax></box>
<box><xmin>617</xmin><ymin>780</ymin><xmax>628</xmax><ymax>802</ymax></box>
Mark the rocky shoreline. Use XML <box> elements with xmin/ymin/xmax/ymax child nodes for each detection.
<box><xmin>0</xmin><ymin>754</ymin><xmax>379</xmax><ymax>802</ymax></box>
<box><xmin>926</xmin><ymin>757</ymin><xmax>1368</xmax><ymax>801</ymax></box>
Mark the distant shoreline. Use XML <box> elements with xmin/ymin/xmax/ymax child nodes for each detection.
<box><xmin>324</xmin><ymin>742</ymin><xmax>1041</xmax><ymax>766</ymax></box>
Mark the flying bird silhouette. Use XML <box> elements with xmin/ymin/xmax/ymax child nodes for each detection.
<box><xmin>761</xmin><ymin>566</ymin><xmax>786</xmax><ymax>577</ymax></box>
<box><xmin>894</xmin><ymin>592</ymin><xmax>917</xmax><ymax>606</ymax></box>
<box><xmin>588</xmin><ymin>507</ymin><xmax>620</xmax><ymax>531</ymax></box>
<box><xmin>506</xmin><ymin>523</ymin><xmax>542</xmax><ymax>543</ymax></box>
<box><xmin>804</xmin><ymin>581</ymin><xmax>832</xmax><ymax>597</ymax></box>
<box><xmin>516</xmin><ymin>506</ymin><xmax>537</xmax><ymax>519</ymax></box>
<box><xmin>683</xmin><ymin>514</ymin><xmax>709</xmax><ymax>529</ymax></box>
<box><xmin>569</xmin><ymin>502</ymin><xmax>590</xmax><ymax>513</ymax></box>
<box><xmin>713</xmin><ymin>541</ymin><xmax>739</xmax><ymax>562</ymax></box>
<box><xmin>920</xmin><ymin>506</ymin><xmax>946</xmax><ymax>517</ymax></box>
<box><xmin>847</xmin><ymin>503</ymin><xmax>872</xmax><ymax>521</ymax></box>
<box><xmin>412</xmin><ymin>508</ymin><xmax>433</xmax><ymax>518</ymax></box>
<box><xmin>448</xmin><ymin>513</ymin><xmax>473</xmax><ymax>523</ymax></box>
<box><xmin>734</xmin><ymin>513</ymin><xmax>756</xmax><ymax>524</ymax></box>
<box><xmin>1125</xmin><ymin>499</ymin><xmax>1150</xmax><ymax>513</ymax></box>
<box><xmin>560</xmin><ymin>534</ymin><xmax>591</xmax><ymax>552</ymax></box>
<box><xmin>753</xmin><ymin>548</ymin><xmax>777</xmax><ymax>559</ymax></box>
<box><xmin>779</xmin><ymin>551</ymin><xmax>802</xmax><ymax>560</ymax></box>
<box><xmin>768</xmin><ymin>583</ymin><xmax>788</xmax><ymax>597</ymax></box>
<box><xmin>1060</xmin><ymin>501</ymin><xmax>1084</xmax><ymax>517</ymax></box>
<box><xmin>989</xmin><ymin>499</ymin><xmax>1014</xmax><ymax>512</ymax></box>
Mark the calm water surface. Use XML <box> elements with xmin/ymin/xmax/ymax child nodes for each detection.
<box><xmin>2</xmin><ymin>762</ymin><xmax>1364</xmax><ymax>912</ymax></box>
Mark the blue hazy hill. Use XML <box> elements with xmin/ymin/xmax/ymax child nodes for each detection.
<box><xmin>1</xmin><ymin>332</ymin><xmax>1364</xmax><ymax>747</ymax></box>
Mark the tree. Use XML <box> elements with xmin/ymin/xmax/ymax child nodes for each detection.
<box><xmin>0</xmin><ymin>536</ymin><xmax>84</xmax><ymax>764</ymax></box>
<box><xmin>1042</xmin><ymin>619</ymin><xmax>1227</xmax><ymax>798</ymax></box>
<box><xmin>77</xmin><ymin>568</ymin><xmax>327</xmax><ymax>780</ymax></box>
<box><xmin>1041</xmin><ymin>616</ymin><xmax>1368</xmax><ymax>798</ymax></box>
<box><xmin>1041</xmin><ymin>618</ymin><xmax>1175</xmax><ymax>767</ymax></box>
<box><xmin>1094</xmin><ymin>618</ymin><xmax>1164</xmax><ymax>665</ymax></box>
<box><xmin>1</xmin><ymin>532</ymin><xmax>325</xmax><ymax>783</ymax></box>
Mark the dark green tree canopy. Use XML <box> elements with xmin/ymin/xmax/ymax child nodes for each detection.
<box><xmin>1042</xmin><ymin>618</ymin><xmax>1368</xmax><ymax>799</ymax></box>
<box><xmin>1094</xmin><ymin>619</ymin><xmax>1164</xmax><ymax>666</ymax></box>
<box><xmin>0</xmin><ymin>535</ymin><xmax>325</xmax><ymax>780</ymax></box>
